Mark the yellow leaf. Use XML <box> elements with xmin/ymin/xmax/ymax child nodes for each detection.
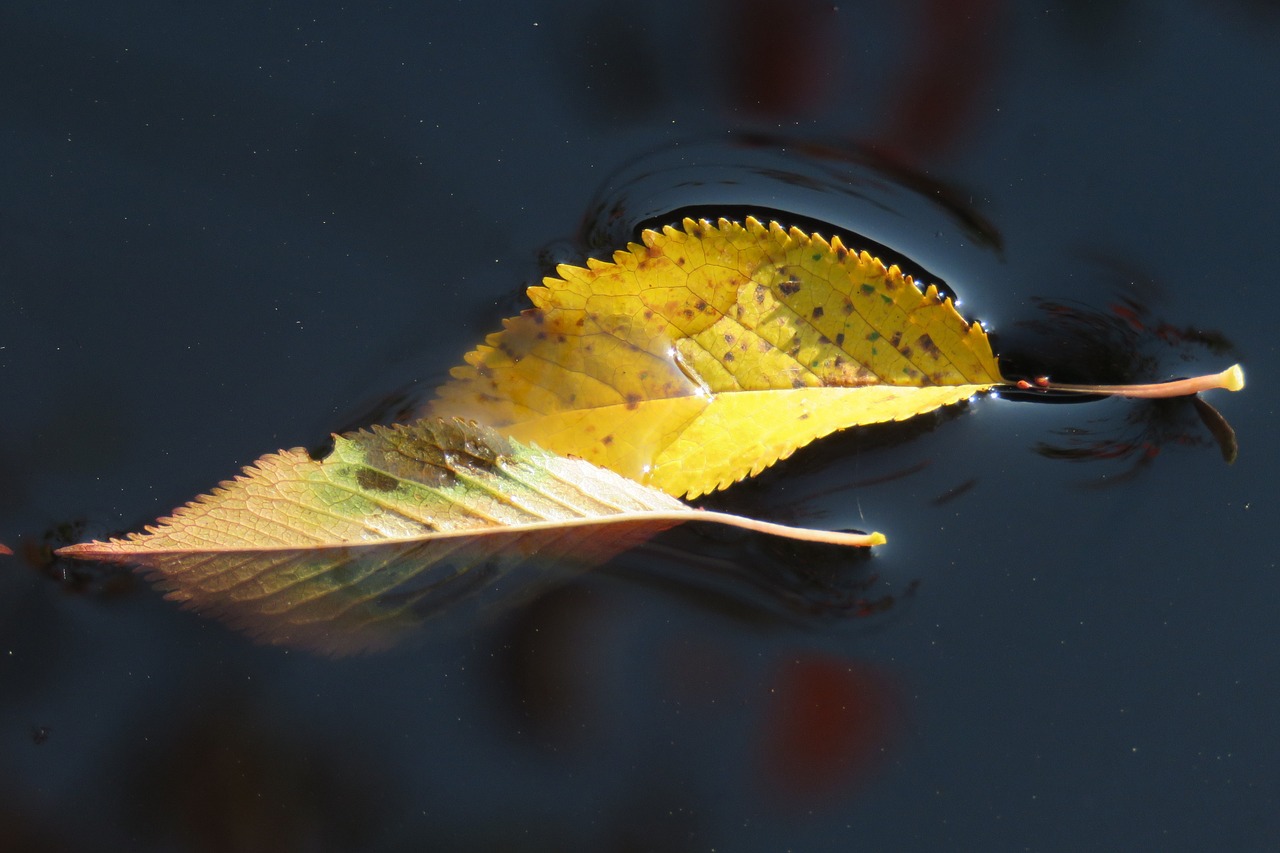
<box><xmin>431</xmin><ymin>217</ymin><xmax>1003</xmax><ymax>497</ymax></box>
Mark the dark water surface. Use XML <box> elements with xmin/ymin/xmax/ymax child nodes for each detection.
<box><xmin>3</xmin><ymin>2</ymin><xmax>1277</xmax><ymax>850</ymax></box>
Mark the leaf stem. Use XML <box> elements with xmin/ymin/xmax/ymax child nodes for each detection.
<box><xmin>692</xmin><ymin>510</ymin><xmax>886</xmax><ymax>547</ymax></box>
<box><xmin>1009</xmin><ymin>364</ymin><xmax>1244</xmax><ymax>399</ymax></box>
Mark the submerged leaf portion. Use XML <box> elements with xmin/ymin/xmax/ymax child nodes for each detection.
<box><xmin>57</xmin><ymin>419</ymin><xmax>881</xmax><ymax>654</ymax></box>
<box><xmin>431</xmin><ymin>217</ymin><xmax>1003</xmax><ymax>497</ymax></box>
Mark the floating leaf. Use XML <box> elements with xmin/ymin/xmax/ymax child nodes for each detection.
<box><xmin>0</xmin><ymin>543</ymin><xmax>11</xmax><ymax>556</ymax></box>
<box><xmin>431</xmin><ymin>217</ymin><xmax>1003</xmax><ymax>497</ymax></box>
<box><xmin>57</xmin><ymin>419</ymin><xmax>881</xmax><ymax>654</ymax></box>
<box><xmin>432</xmin><ymin>217</ymin><xmax>1244</xmax><ymax>497</ymax></box>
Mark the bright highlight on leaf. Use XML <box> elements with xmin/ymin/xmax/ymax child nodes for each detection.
<box><xmin>57</xmin><ymin>419</ymin><xmax>882</xmax><ymax>654</ymax></box>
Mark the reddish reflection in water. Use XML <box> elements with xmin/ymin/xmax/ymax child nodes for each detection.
<box><xmin>723</xmin><ymin>0</ymin><xmax>1004</xmax><ymax>164</ymax></box>
<box><xmin>755</xmin><ymin>653</ymin><xmax>903</xmax><ymax>809</ymax></box>
<box><xmin>120</xmin><ymin>695</ymin><xmax>387</xmax><ymax>852</ymax></box>
<box><xmin>726</xmin><ymin>0</ymin><xmax>840</xmax><ymax>118</ymax></box>
<box><xmin>871</xmin><ymin>0</ymin><xmax>1004</xmax><ymax>163</ymax></box>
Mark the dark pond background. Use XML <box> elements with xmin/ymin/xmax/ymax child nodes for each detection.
<box><xmin>3</xmin><ymin>2</ymin><xmax>1277</xmax><ymax>850</ymax></box>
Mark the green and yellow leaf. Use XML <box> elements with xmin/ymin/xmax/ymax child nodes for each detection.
<box><xmin>431</xmin><ymin>217</ymin><xmax>1004</xmax><ymax>497</ymax></box>
<box><xmin>57</xmin><ymin>418</ymin><xmax>881</xmax><ymax>654</ymax></box>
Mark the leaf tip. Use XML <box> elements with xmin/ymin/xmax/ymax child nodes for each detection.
<box><xmin>53</xmin><ymin>542</ymin><xmax>99</xmax><ymax>559</ymax></box>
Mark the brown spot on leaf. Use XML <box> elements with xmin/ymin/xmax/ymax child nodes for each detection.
<box><xmin>791</xmin><ymin>377</ymin><xmax>807</xmax><ymax>389</ymax></box>
<box><xmin>754</xmin><ymin>284</ymin><xmax>767</xmax><ymax>304</ymax></box>
<box><xmin>603</xmin><ymin>434</ymin><xmax>614</xmax><ymax>445</ymax></box>
<box><xmin>918</xmin><ymin>333</ymin><xmax>941</xmax><ymax>358</ymax></box>
<box><xmin>779</xmin><ymin>280</ymin><xmax>802</xmax><ymax>296</ymax></box>
<box><xmin>811</xmin><ymin>306</ymin><xmax>824</xmax><ymax>319</ymax></box>
<box><xmin>497</xmin><ymin>341</ymin><xmax>525</xmax><ymax>364</ymax></box>
<box><xmin>355</xmin><ymin>468</ymin><xmax>400</xmax><ymax>493</ymax></box>
<box><xmin>625</xmin><ymin>393</ymin><xmax>642</xmax><ymax>410</ymax></box>
<box><xmin>835</xmin><ymin>332</ymin><xmax>845</xmax><ymax>347</ymax></box>
<box><xmin>842</xmin><ymin>298</ymin><xmax>854</xmax><ymax>315</ymax></box>
<box><xmin>724</xmin><ymin>332</ymin><xmax>736</xmax><ymax>344</ymax></box>
<box><xmin>889</xmin><ymin>331</ymin><xmax>903</xmax><ymax>348</ymax></box>
<box><xmin>724</xmin><ymin>352</ymin><xmax>735</xmax><ymax>362</ymax></box>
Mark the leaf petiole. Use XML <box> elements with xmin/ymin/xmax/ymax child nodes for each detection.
<box><xmin>1008</xmin><ymin>364</ymin><xmax>1244</xmax><ymax>399</ymax></box>
<box><xmin>691</xmin><ymin>510</ymin><xmax>886</xmax><ymax>547</ymax></box>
